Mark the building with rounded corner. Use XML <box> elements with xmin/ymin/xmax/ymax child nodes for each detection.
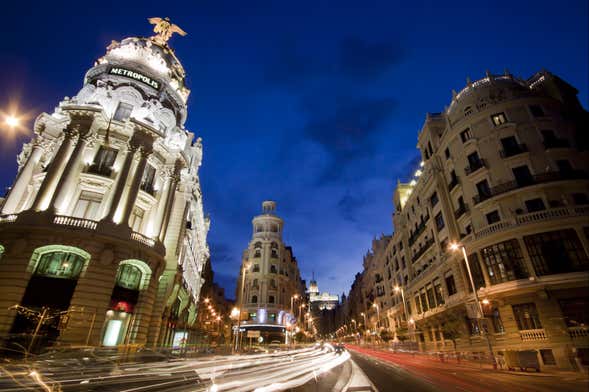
<box><xmin>0</xmin><ymin>21</ymin><xmax>210</xmax><ymax>352</ymax></box>
<box><xmin>235</xmin><ymin>201</ymin><xmax>306</xmax><ymax>344</ymax></box>
<box><xmin>341</xmin><ymin>70</ymin><xmax>589</xmax><ymax>371</ymax></box>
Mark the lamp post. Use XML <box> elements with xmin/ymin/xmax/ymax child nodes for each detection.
<box><xmin>234</xmin><ymin>261</ymin><xmax>251</xmax><ymax>352</ymax></box>
<box><xmin>449</xmin><ymin>242</ymin><xmax>497</xmax><ymax>370</ymax></box>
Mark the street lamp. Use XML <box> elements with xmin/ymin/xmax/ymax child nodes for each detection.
<box><xmin>234</xmin><ymin>261</ymin><xmax>251</xmax><ymax>352</ymax></box>
<box><xmin>449</xmin><ymin>241</ymin><xmax>497</xmax><ymax>370</ymax></box>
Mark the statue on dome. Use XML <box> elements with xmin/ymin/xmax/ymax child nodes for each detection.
<box><xmin>148</xmin><ymin>17</ymin><xmax>187</xmax><ymax>46</ymax></box>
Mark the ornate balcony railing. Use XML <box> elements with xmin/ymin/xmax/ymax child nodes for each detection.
<box><xmin>473</xmin><ymin>170</ymin><xmax>588</xmax><ymax>205</ymax></box>
<box><xmin>408</xmin><ymin>215</ymin><xmax>430</xmax><ymax>246</ymax></box>
<box><xmin>500</xmin><ymin>143</ymin><xmax>528</xmax><ymax>158</ymax></box>
<box><xmin>411</xmin><ymin>237</ymin><xmax>435</xmax><ymax>263</ymax></box>
<box><xmin>519</xmin><ymin>328</ymin><xmax>547</xmax><ymax>341</ymax></box>
<box><xmin>0</xmin><ymin>214</ymin><xmax>17</xmax><ymax>223</ymax></box>
<box><xmin>568</xmin><ymin>326</ymin><xmax>589</xmax><ymax>339</ymax></box>
<box><xmin>53</xmin><ymin>215</ymin><xmax>98</xmax><ymax>230</ymax></box>
<box><xmin>473</xmin><ymin>206</ymin><xmax>589</xmax><ymax>240</ymax></box>
<box><xmin>131</xmin><ymin>231</ymin><xmax>155</xmax><ymax>247</ymax></box>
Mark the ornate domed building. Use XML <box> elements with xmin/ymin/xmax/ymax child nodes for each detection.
<box><xmin>0</xmin><ymin>19</ymin><xmax>210</xmax><ymax>351</ymax></box>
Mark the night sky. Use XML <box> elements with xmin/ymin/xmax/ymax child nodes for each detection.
<box><xmin>0</xmin><ymin>1</ymin><xmax>587</xmax><ymax>299</ymax></box>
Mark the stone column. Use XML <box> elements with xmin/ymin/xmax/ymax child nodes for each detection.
<box><xmin>120</xmin><ymin>143</ymin><xmax>153</xmax><ymax>227</ymax></box>
<box><xmin>50</xmin><ymin>114</ymin><xmax>95</xmax><ymax>214</ymax></box>
<box><xmin>104</xmin><ymin>142</ymin><xmax>139</xmax><ymax>222</ymax></box>
<box><xmin>30</xmin><ymin>125</ymin><xmax>77</xmax><ymax>212</ymax></box>
<box><xmin>2</xmin><ymin>135</ymin><xmax>45</xmax><ymax>214</ymax></box>
<box><xmin>158</xmin><ymin>161</ymin><xmax>182</xmax><ymax>242</ymax></box>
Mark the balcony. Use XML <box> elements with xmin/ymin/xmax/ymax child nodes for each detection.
<box><xmin>500</xmin><ymin>143</ymin><xmax>528</xmax><ymax>158</ymax></box>
<box><xmin>87</xmin><ymin>163</ymin><xmax>113</xmax><ymax>178</ymax></box>
<box><xmin>464</xmin><ymin>159</ymin><xmax>486</xmax><ymax>176</ymax></box>
<box><xmin>568</xmin><ymin>326</ymin><xmax>589</xmax><ymax>339</ymax></box>
<box><xmin>411</xmin><ymin>237</ymin><xmax>435</xmax><ymax>263</ymax></box>
<box><xmin>54</xmin><ymin>215</ymin><xmax>98</xmax><ymax>230</ymax></box>
<box><xmin>519</xmin><ymin>328</ymin><xmax>547</xmax><ymax>341</ymax></box>
<box><xmin>454</xmin><ymin>203</ymin><xmax>469</xmax><ymax>219</ymax></box>
<box><xmin>543</xmin><ymin>138</ymin><xmax>571</xmax><ymax>149</ymax></box>
<box><xmin>408</xmin><ymin>215</ymin><xmax>430</xmax><ymax>246</ymax></box>
<box><xmin>474</xmin><ymin>205</ymin><xmax>589</xmax><ymax>240</ymax></box>
<box><xmin>473</xmin><ymin>170</ymin><xmax>588</xmax><ymax>205</ymax></box>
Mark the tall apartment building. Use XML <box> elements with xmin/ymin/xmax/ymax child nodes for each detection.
<box><xmin>343</xmin><ymin>70</ymin><xmax>589</xmax><ymax>371</ymax></box>
<box><xmin>236</xmin><ymin>201</ymin><xmax>306</xmax><ymax>343</ymax></box>
<box><xmin>0</xmin><ymin>20</ymin><xmax>210</xmax><ymax>351</ymax></box>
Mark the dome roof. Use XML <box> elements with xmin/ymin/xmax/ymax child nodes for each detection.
<box><xmin>96</xmin><ymin>36</ymin><xmax>190</xmax><ymax>103</ymax></box>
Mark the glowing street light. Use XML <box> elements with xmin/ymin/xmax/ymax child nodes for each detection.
<box><xmin>4</xmin><ymin>115</ymin><xmax>20</xmax><ymax>128</ymax></box>
<box><xmin>449</xmin><ymin>241</ymin><xmax>497</xmax><ymax>370</ymax></box>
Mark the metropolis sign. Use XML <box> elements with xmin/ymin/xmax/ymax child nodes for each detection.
<box><xmin>109</xmin><ymin>67</ymin><xmax>160</xmax><ymax>90</ymax></box>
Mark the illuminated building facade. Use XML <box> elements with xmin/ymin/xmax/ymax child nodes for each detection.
<box><xmin>236</xmin><ymin>201</ymin><xmax>306</xmax><ymax>343</ymax></box>
<box><xmin>0</xmin><ymin>21</ymin><xmax>210</xmax><ymax>350</ymax></box>
<box><xmin>342</xmin><ymin>70</ymin><xmax>589</xmax><ymax>371</ymax></box>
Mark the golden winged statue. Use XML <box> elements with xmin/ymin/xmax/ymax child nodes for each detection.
<box><xmin>148</xmin><ymin>17</ymin><xmax>187</xmax><ymax>45</ymax></box>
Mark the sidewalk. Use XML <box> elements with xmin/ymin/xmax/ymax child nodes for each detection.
<box><xmin>346</xmin><ymin>344</ymin><xmax>588</xmax><ymax>380</ymax></box>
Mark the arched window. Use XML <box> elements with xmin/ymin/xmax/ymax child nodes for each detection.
<box><xmin>34</xmin><ymin>251</ymin><xmax>85</xmax><ymax>279</ymax></box>
<box><xmin>254</xmin><ymin>242</ymin><xmax>262</xmax><ymax>249</ymax></box>
<box><xmin>115</xmin><ymin>264</ymin><xmax>143</xmax><ymax>290</ymax></box>
<box><xmin>252</xmin><ymin>295</ymin><xmax>258</xmax><ymax>304</ymax></box>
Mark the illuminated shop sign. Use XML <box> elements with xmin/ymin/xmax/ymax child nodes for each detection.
<box><xmin>109</xmin><ymin>67</ymin><xmax>160</xmax><ymax>90</ymax></box>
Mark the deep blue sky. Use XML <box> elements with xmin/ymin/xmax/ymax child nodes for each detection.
<box><xmin>0</xmin><ymin>1</ymin><xmax>587</xmax><ymax>299</ymax></box>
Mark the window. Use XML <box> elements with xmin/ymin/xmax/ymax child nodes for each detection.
<box><xmin>559</xmin><ymin>298</ymin><xmax>589</xmax><ymax>327</ymax></box>
<box><xmin>414</xmin><ymin>295</ymin><xmax>422</xmax><ymax>314</ymax></box>
<box><xmin>253</xmin><ymin>264</ymin><xmax>260</xmax><ymax>272</ymax></box>
<box><xmin>254</xmin><ymin>242</ymin><xmax>262</xmax><ymax>249</ymax></box>
<box><xmin>529</xmin><ymin>105</ymin><xmax>545</xmax><ymax>117</ymax></box>
<box><xmin>249</xmin><ymin>312</ymin><xmax>257</xmax><ymax>320</ymax></box>
<box><xmin>467</xmin><ymin>318</ymin><xmax>481</xmax><ymax>335</ymax></box>
<box><xmin>430</xmin><ymin>192</ymin><xmax>439</xmax><ymax>207</ymax></box>
<box><xmin>464</xmin><ymin>252</ymin><xmax>486</xmax><ymax>291</ymax></box>
<box><xmin>464</xmin><ymin>106</ymin><xmax>473</xmax><ymax>116</ymax></box>
<box><xmin>466</xmin><ymin>151</ymin><xmax>484</xmax><ymax>173</ymax></box>
<box><xmin>256</xmin><ymin>225</ymin><xmax>264</xmax><ymax>233</ymax></box>
<box><xmin>486</xmin><ymin>210</ymin><xmax>501</xmax><ymax>224</ymax></box>
<box><xmin>512</xmin><ymin>303</ymin><xmax>542</xmax><ymax>330</ymax></box>
<box><xmin>488</xmin><ymin>308</ymin><xmax>504</xmax><ymax>333</ymax></box>
<box><xmin>481</xmin><ymin>239</ymin><xmax>528</xmax><ymax>284</ymax></box>
<box><xmin>253</xmin><ymin>279</ymin><xmax>259</xmax><ymax>288</ymax></box>
<box><xmin>251</xmin><ymin>295</ymin><xmax>258</xmax><ymax>304</ymax></box>
<box><xmin>269</xmin><ymin>295</ymin><xmax>275</xmax><ymax>304</ymax></box>
<box><xmin>115</xmin><ymin>264</ymin><xmax>142</xmax><ymax>290</ymax></box>
<box><xmin>433</xmin><ymin>279</ymin><xmax>444</xmax><ymax>305</ymax></box>
<box><xmin>445</xmin><ymin>275</ymin><xmax>457</xmax><ymax>296</ymax></box>
<box><xmin>444</xmin><ymin>148</ymin><xmax>450</xmax><ymax>159</ymax></box>
<box><xmin>270</xmin><ymin>265</ymin><xmax>277</xmax><ymax>273</ymax></box>
<box><xmin>428</xmin><ymin>141</ymin><xmax>433</xmax><ymax>156</ymax></box>
<box><xmin>129</xmin><ymin>207</ymin><xmax>144</xmax><ymax>232</ymax></box>
<box><xmin>491</xmin><ymin>112</ymin><xmax>507</xmax><ymax>126</ymax></box>
<box><xmin>525</xmin><ymin>198</ymin><xmax>545</xmax><ymax>212</ymax></box>
<box><xmin>500</xmin><ymin>136</ymin><xmax>525</xmax><ymax>157</ymax></box>
<box><xmin>448</xmin><ymin>170</ymin><xmax>459</xmax><ymax>190</ymax></box>
<box><xmin>140</xmin><ymin>165</ymin><xmax>156</xmax><ymax>195</ymax></box>
<box><xmin>460</xmin><ymin>128</ymin><xmax>473</xmax><ymax>143</ymax></box>
<box><xmin>35</xmin><ymin>251</ymin><xmax>85</xmax><ymax>279</ymax></box>
<box><xmin>72</xmin><ymin>192</ymin><xmax>102</xmax><ymax>220</ymax></box>
<box><xmin>435</xmin><ymin>212</ymin><xmax>445</xmax><ymax>231</ymax></box>
<box><xmin>401</xmin><ymin>257</ymin><xmax>406</xmax><ymax>269</ymax></box>
<box><xmin>113</xmin><ymin>102</ymin><xmax>133</xmax><ymax>121</ymax></box>
<box><xmin>89</xmin><ymin>146</ymin><xmax>118</xmax><ymax>177</ymax></box>
<box><xmin>572</xmin><ymin>193</ymin><xmax>589</xmax><ymax>205</ymax></box>
<box><xmin>524</xmin><ymin>229</ymin><xmax>589</xmax><ymax>275</ymax></box>
<box><xmin>512</xmin><ymin>165</ymin><xmax>534</xmax><ymax>187</ymax></box>
<box><xmin>426</xmin><ymin>285</ymin><xmax>436</xmax><ymax>308</ymax></box>
<box><xmin>269</xmin><ymin>313</ymin><xmax>276</xmax><ymax>322</ymax></box>
<box><xmin>476</xmin><ymin>179</ymin><xmax>491</xmax><ymax>199</ymax></box>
